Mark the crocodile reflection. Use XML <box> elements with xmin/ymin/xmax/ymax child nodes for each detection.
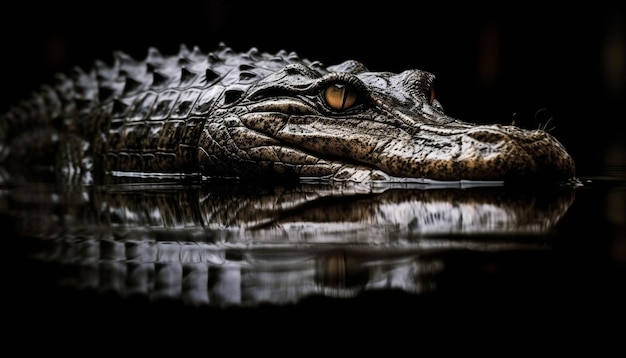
<box><xmin>8</xmin><ymin>182</ymin><xmax>575</xmax><ymax>306</ymax></box>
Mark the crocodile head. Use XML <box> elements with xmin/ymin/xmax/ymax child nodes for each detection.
<box><xmin>197</xmin><ymin>51</ymin><xmax>576</xmax><ymax>185</ymax></box>
<box><xmin>0</xmin><ymin>44</ymin><xmax>575</xmax><ymax>185</ymax></box>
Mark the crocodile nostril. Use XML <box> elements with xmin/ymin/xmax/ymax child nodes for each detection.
<box><xmin>466</xmin><ymin>130</ymin><xmax>506</xmax><ymax>143</ymax></box>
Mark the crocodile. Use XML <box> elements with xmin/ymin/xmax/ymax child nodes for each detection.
<box><xmin>0</xmin><ymin>43</ymin><xmax>576</xmax><ymax>185</ymax></box>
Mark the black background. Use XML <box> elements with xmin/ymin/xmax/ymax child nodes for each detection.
<box><xmin>2</xmin><ymin>1</ymin><xmax>625</xmax><ymax>352</ymax></box>
<box><xmin>1</xmin><ymin>2</ymin><xmax>625</xmax><ymax>178</ymax></box>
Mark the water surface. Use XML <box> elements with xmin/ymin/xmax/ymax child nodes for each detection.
<box><xmin>2</xmin><ymin>174</ymin><xmax>624</xmax><ymax>343</ymax></box>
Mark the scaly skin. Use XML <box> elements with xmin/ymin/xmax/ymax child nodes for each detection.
<box><xmin>0</xmin><ymin>43</ymin><xmax>576</xmax><ymax>184</ymax></box>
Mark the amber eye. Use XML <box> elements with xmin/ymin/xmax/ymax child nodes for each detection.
<box><xmin>324</xmin><ymin>83</ymin><xmax>357</xmax><ymax>111</ymax></box>
<box><xmin>429</xmin><ymin>87</ymin><xmax>436</xmax><ymax>105</ymax></box>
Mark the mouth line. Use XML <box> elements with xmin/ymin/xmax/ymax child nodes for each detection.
<box><xmin>236</xmin><ymin>111</ymin><xmax>574</xmax><ymax>183</ymax></box>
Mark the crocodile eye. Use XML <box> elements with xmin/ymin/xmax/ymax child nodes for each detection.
<box><xmin>324</xmin><ymin>83</ymin><xmax>357</xmax><ymax>111</ymax></box>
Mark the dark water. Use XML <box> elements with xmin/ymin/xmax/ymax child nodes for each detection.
<box><xmin>1</xmin><ymin>2</ymin><xmax>624</xmax><ymax>352</ymax></box>
<box><xmin>2</xmin><ymin>173</ymin><xmax>625</xmax><ymax>349</ymax></box>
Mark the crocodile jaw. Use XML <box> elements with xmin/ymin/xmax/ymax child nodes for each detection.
<box><xmin>200</xmin><ymin>111</ymin><xmax>575</xmax><ymax>183</ymax></box>
<box><xmin>373</xmin><ymin>123</ymin><xmax>576</xmax><ymax>182</ymax></box>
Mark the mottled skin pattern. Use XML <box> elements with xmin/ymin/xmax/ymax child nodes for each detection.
<box><xmin>0</xmin><ymin>43</ymin><xmax>575</xmax><ymax>184</ymax></box>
